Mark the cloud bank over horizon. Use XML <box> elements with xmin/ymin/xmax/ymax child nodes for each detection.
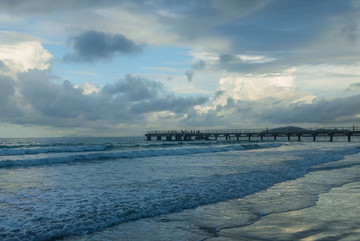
<box><xmin>0</xmin><ymin>0</ymin><xmax>360</xmax><ymax>137</ymax></box>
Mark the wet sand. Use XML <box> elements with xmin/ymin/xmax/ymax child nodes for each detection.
<box><xmin>65</xmin><ymin>149</ymin><xmax>360</xmax><ymax>241</ymax></box>
<box><xmin>67</xmin><ymin>181</ymin><xmax>360</xmax><ymax>241</ymax></box>
<box><xmin>212</xmin><ymin>181</ymin><xmax>360</xmax><ymax>241</ymax></box>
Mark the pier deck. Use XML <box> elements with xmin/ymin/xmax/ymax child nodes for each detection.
<box><xmin>145</xmin><ymin>127</ymin><xmax>360</xmax><ymax>142</ymax></box>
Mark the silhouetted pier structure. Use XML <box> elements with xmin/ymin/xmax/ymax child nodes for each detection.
<box><xmin>145</xmin><ymin>127</ymin><xmax>360</xmax><ymax>142</ymax></box>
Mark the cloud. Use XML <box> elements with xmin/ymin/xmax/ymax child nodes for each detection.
<box><xmin>2</xmin><ymin>0</ymin><xmax>360</xmax><ymax>136</ymax></box>
<box><xmin>4</xmin><ymin>0</ymin><xmax>358</xmax><ymax>70</ymax></box>
<box><xmin>210</xmin><ymin>0</ymin><xmax>273</xmax><ymax>18</ymax></box>
<box><xmin>190</xmin><ymin>50</ymin><xmax>277</xmax><ymax>74</ymax></box>
<box><xmin>180</xmin><ymin>70</ymin><xmax>322</xmax><ymax>128</ymax></box>
<box><xmin>64</xmin><ymin>30</ymin><xmax>143</xmax><ymax>62</ymax></box>
<box><xmin>341</xmin><ymin>20</ymin><xmax>360</xmax><ymax>45</ymax></box>
<box><xmin>0</xmin><ymin>41</ymin><xmax>52</xmax><ymax>72</ymax></box>
<box><xmin>213</xmin><ymin>69</ymin><xmax>314</xmax><ymax>104</ymax></box>
<box><xmin>130</xmin><ymin>95</ymin><xmax>208</xmax><ymax>114</ymax></box>
<box><xmin>183</xmin><ymin>69</ymin><xmax>360</xmax><ymax>128</ymax></box>
<box><xmin>346</xmin><ymin>82</ymin><xmax>360</xmax><ymax>92</ymax></box>
<box><xmin>0</xmin><ymin>75</ymin><xmax>20</xmax><ymax>118</ymax></box>
<box><xmin>0</xmin><ymin>0</ymin><xmax>126</xmax><ymax>15</ymax></box>
<box><xmin>1</xmin><ymin>67</ymin><xmax>359</xmax><ymax>134</ymax></box>
<box><xmin>101</xmin><ymin>75</ymin><xmax>208</xmax><ymax>115</ymax></box>
<box><xmin>0</xmin><ymin>60</ymin><xmax>8</xmax><ymax>71</ymax></box>
<box><xmin>75</xmin><ymin>82</ymin><xmax>100</xmax><ymax>95</ymax></box>
<box><xmin>291</xmin><ymin>64</ymin><xmax>360</xmax><ymax>95</ymax></box>
<box><xmin>185</xmin><ymin>92</ymin><xmax>360</xmax><ymax>129</ymax></box>
<box><xmin>184</xmin><ymin>70</ymin><xmax>194</xmax><ymax>82</ymax></box>
<box><xmin>102</xmin><ymin>74</ymin><xmax>163</xmax><ymax>101</ymax></box>
<box><xmin>262</xmin><ymin>95</ymin><xmax>360</xmax><ymax>124</ymax></box>
<box><xmin>19</xmin><ymin>71</ymin><xmax>96</xmax><ymax>120</ymax></box>
<box><xmin>0</xmin><ymin>69</ymin><xmax>207</xmax><ymax>129</ymax></box>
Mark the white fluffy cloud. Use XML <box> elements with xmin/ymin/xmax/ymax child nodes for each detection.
<box><xmin>75</xmin><ymin>82</ymin><xmax>100</xmax><ymax>95</ymax></box>
<box><xmin>0</xmin><ymin>41</ymin><xmax>52</xmax><ymax>73</ymax></box>
<box><xmin>213</xmin><ymin>68</ymin><xmax>315</xmax><ymax>106</ymax></box>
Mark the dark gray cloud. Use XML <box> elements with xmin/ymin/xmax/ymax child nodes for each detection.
<box><xmin>168</xmin><ymin>0</ymin><xmax>359</xmax><ymax>68</ymax></box>
<box><xmin>0</xmin><ymin>60</ymin><xmax>9</xmax><ymax>71</ymax></box>
<box><xmin>130</xmin><ymin>94</ymin><xmax>208</xmax><ymax>114</ymax></box>
<box><xmin>193</xmin><ymin>60</ymin><xmax>207</xmax><ymax>69</ymax></box>
<box><xmin>3</xmin><ymin>0</ymin><xmax>359</xmax><ymax>70</ymax></box>
<box><xmin>0</xmin><ymin>70</ymin><xmax>207</xmax><ymax>128</ymax></box>
<box><xmin>0</xmin><ymin>76</ymin><xmax>15</xmax><ymax>100</ymax></box>
<box><xmin>178</xmin><ymin>91</ymin><xmax>360</xmax><ymax>129</ymax></box>
<box><xmin>194</xmin><ymin>52</ymin><xmax>280</xmax><ymax>74</ymax></box>
<box><xmin>101</xmin><ymin>75</ymin><xmax>207</xmax><ymax>114</ymax></box>
<box><xmin>180</xmin><ymin>97</ymin><xmax>263</xmax><ymax>128</ymax></box>
<box><xmin>19</xmin><ymin>71</ymin><xmax>97</xmax><ymax>120</ymax></box>
<box><xmin>102</xmin><ymin>74</ymin><xmax>163</xmax><ymax>101</ymax></box>
<box><xmin>226</xmin><ymin>0</ymin><xmax>345</xmax><ymax>50</ymax></box>
<box><xmin>151</xmin><ymin>0</ymin><xmax>274</xmax><ymax>41</ymax></box>
<box><xmin>218</xmin><ymin>54</ymin><xmax>237</xmax><ymax>64</ymax></box>
<box><xmin>345</xmin><ymin>82</ymin><xmax>360</xmax><ymax>92</ymax></box>
<box><xmin>2</xmin><ymin>69</ymin><xmax>360</xmax><ymax>131</ymax></box>
<box><xmin>0</xmin><ymin>75</ymin><xmax>21</xmax><ymax>119</ymax></box>
<box><xmin>260</xmin><ymin>95</ymin><xmax>360</xmax><ymax>124</ymax></box>
<box><xmin>64</xmin><ymin>31</ymin><xmax>143</xmax><ymax>63</ymax></box>
<box><xmin>211</xmin><ymin>0</ymin><xmax>360</xmax><ymax>72</ymax></box>
<box><xmin>184</xmin><ymin>70</ymin><xmax>194</xmax><ymax>82</ymax></box>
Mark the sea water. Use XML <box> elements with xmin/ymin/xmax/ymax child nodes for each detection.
<box><xmin>0</xmin><ymin>136</ymin><xmax>360</xmax><ymax>240</ymax></box>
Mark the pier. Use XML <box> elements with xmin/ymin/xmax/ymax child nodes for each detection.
<box><xmin>145</xmin><ymin>126</ymin><xmax>360</xmax><ymax>142</ymax></box>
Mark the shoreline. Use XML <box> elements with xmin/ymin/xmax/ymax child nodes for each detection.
<box><xmin>212</xmin><ymin>181</ymin><xmax>360</xmax><ymax>241</ymax></box>
<box><xmin>66</xmin><ymin>174</ymin><xmax>360</xmax><ymax>241</ymax></box>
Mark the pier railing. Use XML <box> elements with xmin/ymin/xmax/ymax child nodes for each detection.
<box><xmin>145</xmin><ymin>126</ymin><xmax>360</xmax><ymax>142</ymax></box>
<box><xmin>147</xmin><ymin>126</ymin><xmax>360</xmax><ymax>135</ymax></box>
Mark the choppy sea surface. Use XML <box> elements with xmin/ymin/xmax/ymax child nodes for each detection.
<box><xmin>1</xmin><ymin>136</ymin><xmax>360</xmax><ymax>240</ymax></box>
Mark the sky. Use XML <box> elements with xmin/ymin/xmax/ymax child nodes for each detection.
<box><xmin>1</xmin><ymin>0</ymin><xmax>360</xmax><ymax>137</ymax></box>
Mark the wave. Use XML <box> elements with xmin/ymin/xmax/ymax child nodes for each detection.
<box><xmin>2</xmin><ymin>141</ymin><xmax>360</xmax><ymax>241</ymax></box>
<box><xmin>0</xmin><ymin>143</ymin><xmax>279</xmax><ymax>168</ymax></box>
<box><xmin>0</xmin><ymin>145</ymin><xmax>113</xmax><ymax>156</ymax></box>
<box><xmin>0</xmin><ymin>140</ymin><xmax>227</xmax><ymax>156</ymax></box>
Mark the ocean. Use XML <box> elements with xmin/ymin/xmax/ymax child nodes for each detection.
<box><xmin>1</xmin><ymin>136</ymin><xmax>360</xmax><ymax>240</ymax></box>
